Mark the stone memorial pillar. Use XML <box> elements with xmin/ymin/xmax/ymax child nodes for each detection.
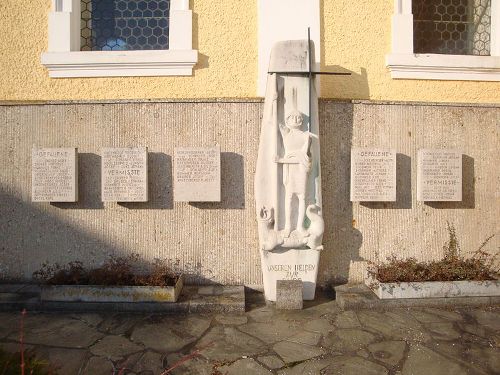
<box><xmin>255</xmin><ymin>40</ymin><xmax>324</xmax><ymax>301</ymax></box>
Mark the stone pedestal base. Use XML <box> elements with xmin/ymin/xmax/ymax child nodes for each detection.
<box><xmin>260</xmin><ymin>248</ymin><xmax>320</xmax><ymax>301</ymax></box>
<box><xmin>276</xmin><ymin>280</ymin><xmax>303</xmax><ymax>310</ymax></box>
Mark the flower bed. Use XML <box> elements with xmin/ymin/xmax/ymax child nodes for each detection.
<box><xmin>34</xmin><ymin>255</ymin><xmax>184</xmax><ymax>303</ymax></box>
<box><xmin>40</xmin><ymin>276</ymin><xmax>184</xmax><ymax>303</ymax></box>
<box><xmin>366</xmin><ymin>276</ymin><xmax>499</xmax><ymax>299</ymax></box>
<box><xmin>366</xmin><ymin>223</ymin><xmax>499</xmax><ymax>300</ymax></box>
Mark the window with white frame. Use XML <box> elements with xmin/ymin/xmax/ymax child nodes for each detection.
<box><xmin>386</xmin><ymin>0</ymin><xmax>499</xmax><ymax>81</ymax></box>
<box><xmin>42</xmin><ymin>0</ymin><xmax>197</xmax><ymax>78</ymax></box>
<box><xmin>80</xmin><ymin>0</ymin><xmax>171</xmax><ymax>51</ymax></box>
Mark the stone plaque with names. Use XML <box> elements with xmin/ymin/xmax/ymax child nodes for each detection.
<box><xmin>350</xmin><ymin>148</ymin><xmax>396</xmax><ymax>201</ymax></box>
<box><xmin>32</xmin><ymin>148</ymin><xmax>78</xmax><ymax>202</ymax></box>
<box><xmin>417</xmin><ymin>149</ymin><xmax>462</xmax><ymax>201</ymax></box>
<box><xmin>174</xmin><ymin>145</ymin><xmax>221</xmax><ymax>202</ymax></box>
<box><xmin>102</xmin><ymin>147</ymin><xmax>148</xmax><ymax>202</ymax></box>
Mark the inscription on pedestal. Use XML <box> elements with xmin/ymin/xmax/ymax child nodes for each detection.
<box><xmin>174</xmin><ymin>145</ymin><xmax>221</xmax><ymax>202</ymax></box>
<box><xmin>101</xmin><ymin>147</ymin><xmax>148</xmax><ymax>202</ymax></box>
<box><xmin>350</xmin><ymin>149</ymin><xmax>396</xmax><ymax>201</ymax></box>
<box><xmin>32</xmin><ymin>148</ymin><xmax>78</xmax><ymax>202</ymax></box>
<box><xmin>267</xmin><ymin>263</ymin><xmax>316</xmax><ymax>281</ymax></box>
<box><xmin>262</xmin><ymin>249</ymin><xmax>320</xmax><ymax>301</ymax></box>
<box><xmin>417</xmin><ymin>149</ymin><xmax>462</xmax><ymax>201</ymax></box>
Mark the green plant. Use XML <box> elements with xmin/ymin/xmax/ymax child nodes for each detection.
<box><xmin>1</xmin><ymin>310</ymin><xmax>57</xmax><ymax>375</ymax></box>
<box><xmin>368</xmin><ymin>223</ymin><xmax>498</xmax><ymax>283</ymax></box>
<box><xmin>0</xmin><ymin>348</ymin><xmax>57</xmax><ymax>375</ymax></box>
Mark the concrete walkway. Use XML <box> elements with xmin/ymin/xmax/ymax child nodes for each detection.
<box><xmin>0</xmin><ymin>292</ymin><xmax>498</xmax><ymax>374</ymax></box>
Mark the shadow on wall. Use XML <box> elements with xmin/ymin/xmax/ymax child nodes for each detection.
<box><xmin>361</xmin><ymin>153</ymin><xmax>412</xmax><ymax>210</ymax></box>
<box><xmin>321</xmin><ymin>66</ymin><xmax>370</xmax><ymax>100</ymax></box>
<box><xmin>319</xmin><ymin>102</ymin><xmax>363</xmax><ymax>285</ymax></box>
<box><xmin>0</xmin><ymin>184</ymin><xmax>215</xmax><ymax>284</ymax></box>
<box><xmin>51</xmin><ymin>152</ymin><xmax>245</xmax><ymax>210</ymax></box>
<box><xmin>52</xmin><ymin>153</ymin><xmax>103</xmax><ymax>210</ymax></box>
<box><xmin>361</xmin><ymin>154</ymin><xmax>476</xmax><ymax>210</ymax></box>
<box><xmin>319</xmin><ymin>0</ymin><xmax>370</xmax><ymax>99</ymax></box>
<box><xmin>120</xmin><ymin>152</ymin><xmax>173</xmax><ymax>209</ymax></box>
<box><xmin>191</xmin><ymin>11</ymin><xmax>210</xmax><ymax>71</ymax></box>
<box><xmin>190</xmin><ymin>152</ymin><xmax>245</xmax><ymax>209</ymax></box>
<box><xmin>426</xmin><ymin>154</ymin><xmax>475</xmax><ymax>209</ymax></box>
<box><xmin>52</xmin><ymin>153</ymin><xmax>174</xmax><ymax>210</ymax></box>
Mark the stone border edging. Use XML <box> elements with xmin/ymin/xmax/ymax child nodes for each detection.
<box><xmin>335</xmin><ymin>283</ymin><xmax>500</xmax><ymax>310</ymax></box>
<box><xmin>0</xmin><ymin>284</ymin><xmax>245</xmax><ymax>313</ymax></box>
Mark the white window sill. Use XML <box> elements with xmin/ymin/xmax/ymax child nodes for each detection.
<box><xmin>41</xmin><ymin>50</ymin><xmax>198</xmax><ymax>78</ymax></box>
<box><xmin>386</xmin><ymin>54</ymin><xmax>500</xmax><ymax>81</ymax></box>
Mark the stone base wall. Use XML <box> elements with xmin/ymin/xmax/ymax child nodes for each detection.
<box><xmin>0</xmin><ymin>100</ymin><xmax>498</xmax><ymax>285</ymax></box>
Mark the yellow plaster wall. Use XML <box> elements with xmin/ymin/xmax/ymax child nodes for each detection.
<box><xmin>321</xmin><ymin>0</ymin><xmax>499</xmax><ymax>103</ymax></box>
<box><xmin>0</xmin><ymin>0</ymin><xmax>498</xmax><ymax>102</ymax></box>
<box><xmin>0</xmin><ymin>0</ymin><xmax>258</xmax><ymax>100</ymax></box>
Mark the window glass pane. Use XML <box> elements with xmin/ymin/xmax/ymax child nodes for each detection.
<box><xmin>413</xmin><ymin>0</ymin><xmax>491</xmax><ymax>55</ymax></box>
<box><xmin>81</xmin><ymin>0</ymin><xmax>170</xmax><ymax>51</ymax></box>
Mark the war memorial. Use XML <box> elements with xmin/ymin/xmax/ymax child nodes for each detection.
<box><xmin>0</xmin><ymin>0</ymin><xmax>499</xmax><ymax>373</ymax></box>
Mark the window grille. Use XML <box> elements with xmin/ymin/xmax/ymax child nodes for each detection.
<box><xmin>413</xmin><ymin>0</ymin><xmax>491</xmax><ymax>56</ymax></box>
<box><xmin>81</xmin><ymin>0</ymin><xmax>170</xmax><ymax>51</ymax></box>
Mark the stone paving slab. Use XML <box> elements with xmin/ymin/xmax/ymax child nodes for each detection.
<box><xmin>336</xmin><ymin>284</ymin><xmax>500</xmax><ymax>310</ymax></box>
<box><xmin>257</xmin><ymin>354</ymin><xmax>285</xmax><ymax>369</ymax></box>
<box><xmin>34</xmin><ymin>347</ymin><xmax>88</xmax><ymax>374</ymax></box>
<box><xmin>131</xmin><ymin>316</ymin><xmax>211</xmax><ymax>352</ymax></box>
<box><xmin>0</xmin><ymin>289</ymin><xmax>498</xmax><ymax>375</ymax></box>
<box><xmin>89</xmin><ymin>335</ymin><xmax>143</xmax><ymax>361</ymax></box>
<box><xmin>219</xmin><ymin>358</ymin><xmax>270</xmax><ymax>375</ymax></box>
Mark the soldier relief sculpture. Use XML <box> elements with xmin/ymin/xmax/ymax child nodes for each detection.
<box><xmin>280</xmin><ymin>108</ymin><xmax>311</xmax><ymax>235</ymax></box>
<box><xmin>258</xmin><ymin>96</ymin><xmax>324</xmax><ymax>252</ymax></box>
<box><xmin>255</xmin><ymin>39</ymin><xmax>325</xmax><ymax>300</ymax></box>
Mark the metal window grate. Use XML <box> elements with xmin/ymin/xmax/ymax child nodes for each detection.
<box><xmin>81</xmin><ymin>0</ymin><xmax>170</xmax><ymax>51</ymax></box>
<box><xmin>413</xmin><ymin>0</ymin><xmax>491</xmax><ymax>56</ymax></box>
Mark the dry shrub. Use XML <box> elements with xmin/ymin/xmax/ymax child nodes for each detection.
<box><xmin>369</xmin><ymin>223</ymin><xmax>499</xmax><ymax>283</ymax></box>
<box><xmin>33</xmin><ymin>261</ymin><xmax>88</xmax><ymax>285</ymax></box>
<box><xmin>88</xmin><ymin>254</ymin><xmax>138</xmax><ymax>286</ymax></box>
<box><xmin>134</xmin><ymin>258</ymin><xmax>179</xmax><ymax>287</ymax></box>
<box><xmin>33</xmin><ymin>254</ymin><xmax>179</xmax><ymax>286</ymax></box>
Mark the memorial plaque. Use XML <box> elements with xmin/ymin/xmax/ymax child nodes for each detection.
<box><xmin>350</xmin><ymin>149</ymin><xmax>396</xmax><ymax>201</ymax></box>
<box><xmin>174</xmin><ymin>145</ymin><xmax>221</xmax><ymax>202</ymax></box>
<box><xmin>101</xmin><ymin>147</ymin><xmax>148</xmax><ymax>202</ymax></box>
<box><xmin>32</xmin><ymin>148</ymin><xmax>78</xmax><ymax>202</ymax></box>
<box><xmin>417</xmin><ymin>149</ymin><xmax>462</xmax><ymax>201</ymax></box>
